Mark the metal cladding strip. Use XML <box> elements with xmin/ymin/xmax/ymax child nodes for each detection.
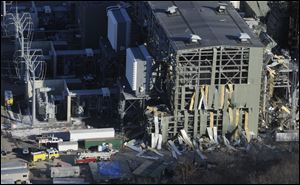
<box><xmin>189</xmin><ymin>91</ymin><xmax>195</xmax><ymax>111</ymax></box>
<box><xmin>209</xmin><ymin>112</ymin><xmax>214</xmax><ymax>128</ymax></box>
<box><xmin>228</xmin><ymin>107</ymin><xmax>233</xmax><ymax>125</ymax></box>
<box><xmin>124</xmin><ymin>142</ymin><xmax>143</xmax><ymax>153</ymax></box>
<box><xmin>206</xmin><ymin>127</ymin><xmax>214</xmax><ymax>141</ymax></box>
<box><xmin>205</xmin><ymin>85</ymin><xmax>209</xmax><ymax>105</ymax></box>
<box><xmin>219</xmin><ymin>85</ymin><xmax>225</xmax><ymax>109</ymax></box>
<box><xmin>157</xmin><ymin>134</ymin><xmax>162</xmax><ymax>150</ymax></box>
<box><xmin>234</xmin><ymin>108</ymin><xmax>240</xmax><ymax>139</ymax></box>
<box><xmin>276</xmin><ymin>132</ymin><xmax>299</xmax><ymax>142</ymax></box>
<box><xmin>195</xmin><ymin>149</ymin><xmax>207</xmax><ymax>160</ymax></box>
<box><xmin>167</xmin><ymin>140</ymin><xmax>182</xmax><ymax>155</ymax></box>
<box><xmin>213</xmin><ymin>126</ymin><xmax>218</xmax><ymax>144</ymax></box>
<box><xmin>244</xmin><ymin>111</ymin><xmax>251</xmax><ymax>143</ymax></box>
<box><xmin>154</xmin><ymin>116</ymin><xmax>159</xmax><ymax>135</ymax></box>
<box><xmin>180</xmin><ymin>129</ymin><xmax>193</xmax><ymax>148</ymax></box>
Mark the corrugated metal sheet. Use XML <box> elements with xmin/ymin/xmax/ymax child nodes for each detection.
<box><xmin>126</xmin><ymin>46</ymin><xmax>152</xmax><ymax>94</ymax></box>
<box><xmin>107</xmin><ymin>8</ymin><xmax>131</xmax><ymax>52</ymax></box>
<box><xmin>107</xmin><ymin>10</ymin><xmax>118</xmax><ymax>51</ymax></box>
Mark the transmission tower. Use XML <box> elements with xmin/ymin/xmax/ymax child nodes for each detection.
<box><xmin>3</xmin><ymin>2</ymin><xmax>46</xmax><ymax>126</ymax></box>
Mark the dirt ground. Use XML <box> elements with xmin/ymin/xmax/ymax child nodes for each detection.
<box><xmin>170</xmin><ymin>139</ymin><xmax>299</xmax><ymax>184</ymax></box>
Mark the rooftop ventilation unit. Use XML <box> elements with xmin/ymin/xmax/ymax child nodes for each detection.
<box><xmin>239</xmin><ymin>33</ymin><xmax>251</xmax><ymax>42</ymax></box>
<box><xmin>189</xmin><ymin>34</ymin><xmax>201</xmax><ymax>43</ymax></box>
<box><xmin>217</xmin><ymin>3</ymin><xmax>227</xmax><ymax>13</ymax></box>
<box><xmin>166</xmin><ymin>5</ymin><xmax>178</xmax><ymax>14</ymax></box>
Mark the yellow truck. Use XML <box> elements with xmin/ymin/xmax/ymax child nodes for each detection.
<box><xmin>31</xmin><ymin>148</ymin><xmax>60</xmax><ymax>162</ymax></box>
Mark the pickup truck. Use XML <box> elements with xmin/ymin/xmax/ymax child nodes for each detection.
<box><xmin>37</xmin><ymin>135</ymin><xmax>63</xmax><ymax>144</ymax></box>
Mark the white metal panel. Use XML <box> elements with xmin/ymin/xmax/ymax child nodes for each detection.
<box><xmin>107</xmin><ymin>10</ymin><xmax>118</xmax><ymax>51</ymax></box>
<box><xmin>51</xmin><ymin>166</ymin><xmax>80</xmax><ymax>178</ymax></box>
<box><xmin>120</xmin><ymin>8</ymin><xmax>131</xmax><ymax>48</ymax></box>
<box><xmin>69</xmin><ymin>128</ymin><xmax>115</xmax><ymax>141</ymax></box>
<box><xmin>126</xmin><ymin>48</ymin><xmax>137</xmax><ymax>91</ymax></box>
<box><xmin>1</xmin><ymin>161</ymin><xmax>27</xmax><ymax>170</ymax></box>
<box><xmin>53</xmin><ymin>178</ymin><xmax>87</xmax><ymax>184</ymax></box>
<box><xmin>58</xmin><ymin>141</ymin><xmax>78</xmax><ymax>152</ymax></box>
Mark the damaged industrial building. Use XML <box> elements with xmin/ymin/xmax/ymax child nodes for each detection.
<box><xmin>1</xmin><ymin>1</ymin><xmax>299</xmax><ymax>184</ymax></box>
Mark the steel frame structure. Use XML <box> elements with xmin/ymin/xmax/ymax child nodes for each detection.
<box><xmin>132</xmin><ymin>1</ymin><xmax>263</xmax><ymax>142</ymax></box>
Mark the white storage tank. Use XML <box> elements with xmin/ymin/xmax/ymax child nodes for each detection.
<box><xmin>107</xmin><ymin>7</ymin><xmax>131</xmax><ymax>52</ymax></box>
<box><xmin>69</xmin><ymin>128</ymin><xmax>115</xmax><ymax>141</ymax></box>
<box><xmin>126</xmin><ymin>45</ymin><xmax>152</xmax><ymax>97</ymax></box>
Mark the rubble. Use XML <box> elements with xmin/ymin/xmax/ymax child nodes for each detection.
<box><xmin>276</xmin><ymin>131</ymin><xmax>299</xmax><ymax>142</ymax></box>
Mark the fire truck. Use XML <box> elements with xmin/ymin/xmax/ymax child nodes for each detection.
<box><xmin>74</xmin><ymin>151</ymin><xmax>117</xmax><ymax>165</ymax></box>
<box><xmin>31</xmin><ymin>148</ymin><xmax>60</xmax><ymax>162</ymax></box>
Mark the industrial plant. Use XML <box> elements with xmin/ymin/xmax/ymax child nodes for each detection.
<box><xmin>1</xmin><ymin>1</ymin><xmax>299</xmax><ymax>184</ymax></box>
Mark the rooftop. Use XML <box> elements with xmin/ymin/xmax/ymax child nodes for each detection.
<box><xmin>147</xmin><ymin>1</ymin><xmax>264</xmax><ymax>51</ymax></box>
<box><xmin>69</xmin><ymin>128</ymin><xmax>115</xmax><ymax>134</ymax></box>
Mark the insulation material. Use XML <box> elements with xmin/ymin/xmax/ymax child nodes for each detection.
<box><xmin>189</xmin><ymin>92</ymin><xmax>196</xmax><ymax>111</ymax></box>
<box><xmin>219</xmin><ymin>85</ymin><xmax>225</xmax><ymax>109</ymax></box>
<box><xmin>209</xmin><ymin>112</ymin><xmax>214</xmax><ymax>128</ymax></box>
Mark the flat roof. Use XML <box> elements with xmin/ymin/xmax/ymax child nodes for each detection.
<box><xmin>1</xmin><ymin>161</ymin><xmax>27</xmax><ymax>170</ymax></box>
<box><xmin>69</xmin><ymin>128</ymin><xmax>115</xmax><ymax>134</ymax></box>
<box><xmin>147</xmin><ymin>1</ymin><xmax>264</xmax><ymax>51</ymax></box>
<box><xmin>1</xmin><ymin>168</ymin><xmax>29</xmax><ymax>175</ymax></box>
